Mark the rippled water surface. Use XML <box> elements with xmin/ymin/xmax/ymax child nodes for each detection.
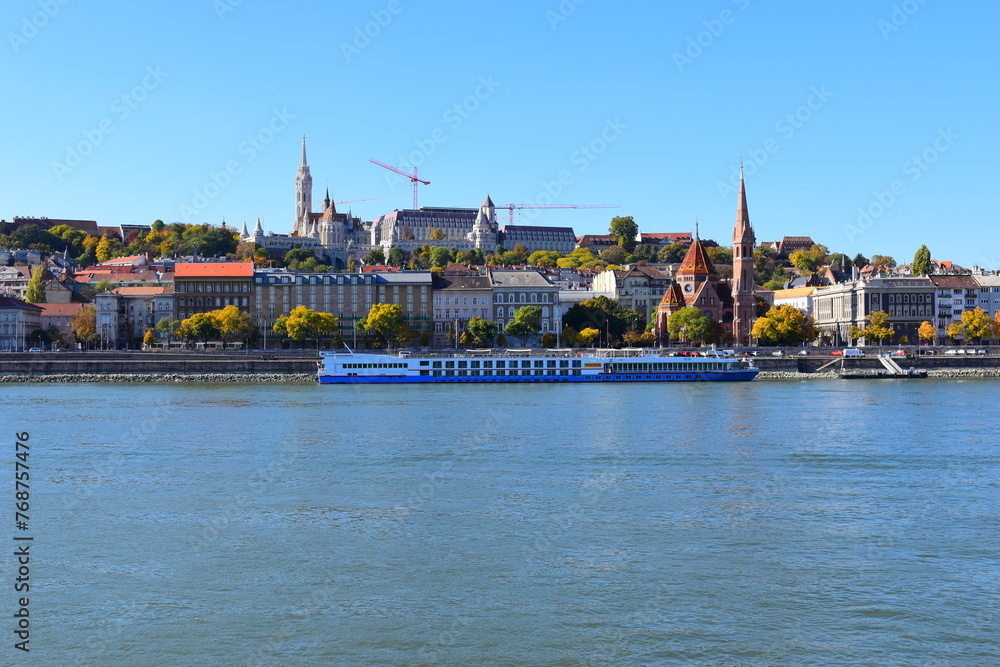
<box><xmin>9</xmin><ymin>379</ymin><xmax>999</xmax><ymax>665</ymax></box>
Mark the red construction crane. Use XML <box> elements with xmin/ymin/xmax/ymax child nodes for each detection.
<box><xmin>499</xmin><ymin>203</ymin><xmax>620</xmax><ymax>225</ymax></box>
<box><xmin>369</xmin><ymin>159</ymin><xmax>430</xmax><ymax>210</ymax></box>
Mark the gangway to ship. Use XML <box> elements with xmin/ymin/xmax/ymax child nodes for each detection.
<box><xmin>878</xmin><ymin>354</ymin><xmax>905</xmax><ymax>375</ymax></box>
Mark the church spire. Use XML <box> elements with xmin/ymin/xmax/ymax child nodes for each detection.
<box><xmin>734</xmin><ymin>163</ymin><xmax>754</xmax><ymax>245</ymax></box>
<box><xmin>300</xmin><ymin>135</ymin><xmax>308</xmax><ymax>168</ymax></box>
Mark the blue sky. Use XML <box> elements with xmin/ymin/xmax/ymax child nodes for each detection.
<box><xmin>2</xmin><ymin>0</ymin><xmax>997</xmax><ymax>267</ymax></box>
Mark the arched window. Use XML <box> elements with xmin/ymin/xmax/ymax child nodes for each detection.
<box><xmin>542</xmin><ymin>306</ymin><xmax>549</xmax><ymax>317</ymax></box>
<box><xmin>542</xmin><ymin>293</ymin><xmax>549</xmax><ymax>303</ymax></box>
<box><xmin>497</xmin><ymin>307</ymin><xmax>503</xmax><ymax>318</ymax></box>
<box><xmin>496</xmin><ymin>293</ymin><xmax>503</xmax><ymax>303</ymax></box>
<box><xmin>508</xmin><ymin>306</ymin><xmax>515</xmax><ymax>317</ymax></box>
<box><xmin>520</xmin><ymin>293</ymin><xmax>526</xmax><ymax>303</ymax></box>
<box><xmin>530</xmin><ymin>293</ymin><xmax>537</xmax><ymax>303</ymax></box>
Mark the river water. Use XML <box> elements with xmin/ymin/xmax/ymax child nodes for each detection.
<box><xmin>6</xmin><ymin>379</ymin><xmax>998</xmax><ymax>665</ymax></box>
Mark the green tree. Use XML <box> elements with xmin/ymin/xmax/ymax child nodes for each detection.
<box><xmin>283</xmin><ymin>247</ymin><xmax>315</xmax><ymax>267</ymax></box>
<box><xmin>273</xmin><ymin>306</ymin><xmax>338</xmax><ymax>348</ymax></box>
<box><xmin>429</xmin><ymin>228</ymin><xmax>446</xmax><ymax>240</ymax></box>
<box><xmin>658</xmin><ymin>242</ymin><xmax>689</xmax><ymax>264</ymax></box>
<box><xmin>751</xmin><ymin>304</ymin><xmax>816</xmax><ymax>346</ymax></box>
<box><xmin>183</xmin><ymin>312</ymin><xmax>220</xmax><ymax>343</ymax></box>
<box><xmin>94</xmin><ymin>279</ymin><xmax>114</xmax><ymax>294</ymax></box>
<box><xmin>870</xmin><ymin>255</ymin><xmax>896</xmax><ymax>269</ymax></box>
<box><xmin>631</xmin><ymin>244</ymin><xmax>659</xmax><ymax>262</ymax></box>
<box><xmin>600</xmin><ymin>246</ymin><xmax>629</xmax><ymax>265</ymax></box>
<box><xmin>418</xmin><ymin>330</ymin><xmax>430</xmax><ymax>347</ymax></box>
<box><xmin>789</xmin><ymin>249</ymin><xmax>822</xmax><ymax>273</ymax></box>
<box><xmin>429</xmin><ymin>246</ymin><xmax>451</xmax><ymax>269</ymax></box>
<box><xmin>465</xmin><ymin>316</ymin><xmax>496</xmax><ymax>347</ymax></box>
<box><xmin>504</xmin><ymin>306</ymin><xmax>542</xmax><ymax>346</ymax></box>
<box><xmin>667</xmin><ymin>307</ymin><xmax>714</xmax><ymax>344</ymax></box>
<box><xmin>706</xmin><ymin>246</ymin><xmax>733</xmax><ymax>266</ymax></box>
<box><xmin>363</xmin><ymin>248</ymin><xmax>386</xmax><ymax>265</ymax></box>
<box><xmin>528</xmin><ymin>250</ymin><xmax>561</xmax><ymax>268</ymax></box>
<box><xmin>861</xmin><ymin>311</ymin><xmax>895</xmax><ymax>345</ymax></box>
<box><xmin>24</xmin><ymin>266</ymin><xmax>46</xmax><ymax>303</ymax></box>
<box><xmin>387</xmin><ymin>247</ymin><xmax>405</xmax><ymax>268</ymax></box>
<box><xmin>156</xmin><ymin>317</ymin><xmax>180</xmax><ymax>345</ymax></box>
<box><xmin>561</xmin><ymin>324</ymin><xmax>578</xmax><ymax>347</ymax></box>
<box><xmin>853</xmin><ymin>253</ymin><xmax>869</xmax><ymax>269</ymax></box>
<box><xmin>356</xmin><ymin>303</ymin><xmax>408</xmax><ymax>348</ymax></box>
<box><xmin>912</xmin><ymin>245</ymin><xmax>932</xmax><ymax>276</ymax></box>
<box><xmin>540</xmin><ymin>332</ymin><xmax>557</xmax><ymax>348</ymax></box>
<box><xmin>563</xmin><ymin>296</ymin><xmax>642</xmax><ymax>345</ymax></box>
<box><xmin>495</xmin><ymin>332</ymin><xmax>508</xmax><ymax>347</ymax></box>
<box><xmin>961</xmin><ymin>308</ymin><xmax>994</xmax><ymax>343</ymax></box>
<box><xmin>609</xmin><ymin>216</ymin><xmax>638</xmax><ymax>252</ymax></box>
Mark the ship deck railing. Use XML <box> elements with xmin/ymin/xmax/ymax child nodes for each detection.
<box><xmin>321</xmin><ymin>347</ymin><xmax>739</xmax><ymax>360</ymax></box>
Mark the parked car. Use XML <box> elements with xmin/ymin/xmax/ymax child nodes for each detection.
<box><xmin>891</xmin><ymin>350</ymin><xmax>907</xmax><ymax>357</ymax></box>
<box><xmin>843</xmin><ymin>348</ymin><xmax>865</xmax><ymax>357</ymax></box>
<box><xmin>922</xmin><ymin>350</ymin><xmax>935</xmax><ymax>355</ymax></box>
<box><xmin>771</xmin><ymin>350</ymin><xmax>784</xmax><ymax>356</ymax></box>
<box><xmin>944</xmin><ymin>349</ymin><xmax>958</xmax><ymax>355</ymax></box>
<box><xmin>797</xmin><ymin>349</ymin><xmax>809</xmax><ymax>356</ymax></box>
<box><xmin>975</xmin><ymin>349</ymin><xmax>987</xmax><ymax>355</ymax></box>
<box><xmin>831</xmin><ymin>350</ymin><xmax>844</xmax><ymax>356</ymax></box>
<box><xmin>27</xmin><ymin>347</ymin><xmax>42</xmax><ymax>352</ymax></box>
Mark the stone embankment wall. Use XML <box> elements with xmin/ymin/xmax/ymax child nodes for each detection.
<box><xmin>0</xmin><ymin>351</ymin><xmax>319</xmax><ymax>381</ymax></box>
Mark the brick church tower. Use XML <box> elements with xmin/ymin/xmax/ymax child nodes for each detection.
<box><xmin>732</xmin><ymin>165</ymin><xmax>756</xmax><ymax>345</ymax></box>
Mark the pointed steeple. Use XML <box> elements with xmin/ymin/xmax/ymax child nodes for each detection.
<box><xmin>253</xmin><ymin>217</ymin><xmax>264</xmax><ymax>236</ymax></box>
<box><xmin>482</xmin><ymin>194</ymin><xmax>494</xmax><ymax>209</ymax></box>
<box><xmin>300</xmin><ymin>135</ymin><xmax>308</xmax><ymax>168</ymax></box>
<box><xmin>241</xmin><ymin>221</ymin><xmax>249</xmax><ymax>238</ymax></box>
<box><xmin>734</xmin><ymin>163</ymin><xmax>755</xmax><ymax>245</ymax></box>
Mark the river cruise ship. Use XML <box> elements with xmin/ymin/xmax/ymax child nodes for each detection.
<box><xmin>318</xmin><ymin>348</ymin><xmax>758</xmax><ymax>384</ymax></box>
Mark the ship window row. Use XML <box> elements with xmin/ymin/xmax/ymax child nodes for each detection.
<box><xmin>429</xmin><ymin>359</ymin><xmax>582</xmax><ymax>369</ymax></box>
<box><xmin>420</xmin><ymin>369</ymin><xmax>583</xmax><ymax>377</ymax></box>
<box><xmin>342</xmin><ymin>363</ymin><xmax>407</xmax><ymax>369</ymax></box>
<box><xmin>610</xmin><ymin>362</ymin><xmax>724</xmax><ymax>372</ymax></box>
